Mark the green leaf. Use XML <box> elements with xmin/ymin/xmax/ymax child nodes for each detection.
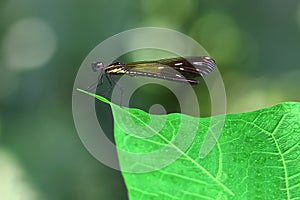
<box><xmin>77</xmin><ymin>89</ymin><xmax>300</xmax><ymax>199</ymax></box>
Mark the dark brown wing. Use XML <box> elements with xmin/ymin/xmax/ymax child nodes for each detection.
<box><xmin>124</xmin><ymin>56</ymin><xmax>215</xmax><ymax>84</ymax></box>
<box><xmin>157</xmin><ymin>56</ymin><xmax>216</xmax><ymax>78</ymax></box>
<box><xmin>125</xmin><ymin>62</ymin><xmax>198</xmax><ymax>84</ymax></box>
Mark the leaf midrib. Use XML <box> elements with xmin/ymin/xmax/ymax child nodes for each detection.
<box><xmin>126</xmin><ymin>107</ymin><xmax>235</xmax><ymax>196</ymax></box>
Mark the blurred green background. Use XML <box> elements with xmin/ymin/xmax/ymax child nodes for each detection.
<box><xmin>1</xmin><ymin>0</ymin><xmax>300</xmax><ymax>199</ymax></box>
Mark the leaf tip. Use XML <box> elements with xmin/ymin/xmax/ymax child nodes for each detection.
<box><xmin>76</xmin><ymin>88</ymin><xmax>111</xmax><ymax>105</ymax></box>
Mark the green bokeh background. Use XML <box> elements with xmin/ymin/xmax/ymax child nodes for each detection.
<box><xmin>1</xmin><ymin>0</ymin><xmax>300</xmax><ymax>199</ymax></box>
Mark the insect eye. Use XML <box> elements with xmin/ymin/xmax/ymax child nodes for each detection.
<box><xmin>91</xmin><ymin>61</ymin><xmax>104</xmax><ymax>72</ymax></box>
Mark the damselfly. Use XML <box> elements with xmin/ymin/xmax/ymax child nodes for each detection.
<box><xmin>88</xmin><ymin>56</ymin><xmax>216</xmax><ymax>91</ymax></box>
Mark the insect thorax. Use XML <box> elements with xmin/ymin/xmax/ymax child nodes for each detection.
<box><xmin>105</xmin><ymin>63</ymin><xmax>127</xmax><ymax>74</ymax></box>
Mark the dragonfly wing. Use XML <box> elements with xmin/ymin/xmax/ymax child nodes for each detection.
<box><xmin>125</xmin><ymin>56</ymin><xmax>215</xmax><ymax>83</ymax></box>
<box><xmin>157</xmin><ymin>56</ymin><xmax>216</xmax><ymax>78</ymax></box>
<box><xmin>125</xmin><ymin>62</ymin><xmax>199</xmax><ymax>84</ymax></box>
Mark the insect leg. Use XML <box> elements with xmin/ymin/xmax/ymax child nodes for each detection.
<box><xmin>108</xmin><ymin>74</ymin><xmax>124</xmax><ymax>106</ymax></box>
<box><xmin>87</xmin><ymin>70</ymin><xmax>104</xmax><ymax>92</ymax></box>
<box><xmin>103</xmin><ymin>73</ymin><xmax>114</xmax><ymax>97</ymax></box>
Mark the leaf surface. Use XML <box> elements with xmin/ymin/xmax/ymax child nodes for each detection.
<box><xmin>78</xmin><ymin>89</ymin><xmax>300</xmax><ymax>199</ymax></box>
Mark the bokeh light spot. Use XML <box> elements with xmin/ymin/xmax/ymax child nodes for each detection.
<box><xmin>2</xmin><ymin>18</ymin><xmax>57</xmax><ymax>70</ymax></box>
<box><xmin>141</xmin><ymin>0</ymin><xmax>195</xmax><ymax>25</ymax></box>
<box><xmin>0</xmin><ymin>149</ymin><xmax>41</xmax><ymax>200</ymax></box>
<box><xmin>189</xmin><ymin>12</ymin><xmax>243</xmax><ymax>65</ymax></box>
